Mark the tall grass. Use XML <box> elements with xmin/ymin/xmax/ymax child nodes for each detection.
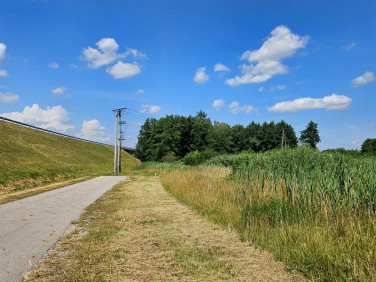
<box><xmin>160</xmin><ymin>147</ymin><xmax>376</xmax><ymax>281</ymax></box>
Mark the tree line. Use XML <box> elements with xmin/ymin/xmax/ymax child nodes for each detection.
<box><xmin>135</xmin><ymin>111</ymin><xmax>302</xmax><ymax>162</ymax></box>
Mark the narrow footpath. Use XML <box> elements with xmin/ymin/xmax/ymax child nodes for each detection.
<box><xmin>0</xmin><ymin>176</ymin><xmax>126</xmax><ymax>281</ymax></box>
<box><xmin>25</xmin><ymin>175</ymin><xmax>306</xmax><ymax>281</ymax></box>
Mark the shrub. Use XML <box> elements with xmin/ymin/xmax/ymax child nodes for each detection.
<box><xmin>182</xmin><ymin>150</ymin><xmax>217</xmax><ymax>166</ymax></box>
<box><xmin>161</xmin><ymin>153</ymin><xmax>178</xmax><ymax>163</ymax></box>
<box><xmin>361</xmin><ymin>138</ymin><xmax>376</xmax><ymax>155</ymax></box>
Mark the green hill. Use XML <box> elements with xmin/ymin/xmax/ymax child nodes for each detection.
<box><xmin>0</xmin><ymin>121</ymin><xmax>140</xmax><ymax>192</ymax></box>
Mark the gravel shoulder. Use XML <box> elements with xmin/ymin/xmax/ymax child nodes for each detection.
<box><xmin>25</xmin><ymin>175</ymin><xmax>306</xmax><ymax>281</ymax></box>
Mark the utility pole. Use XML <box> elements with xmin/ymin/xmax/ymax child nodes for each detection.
<box><xmin>112</xmin><ymin>108</ymin><xmax>127</xmax><ymax>173</ymax></box>
<box><xmin>281</xmin><ymin>128</ymin><xmax>286</xmax><ymax>148</ymax></box>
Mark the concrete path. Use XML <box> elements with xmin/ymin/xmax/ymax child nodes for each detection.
<box><xmin>0</xmin><ymin>176</ymin><xmax>126</xmax><ymax>282</ymax></box>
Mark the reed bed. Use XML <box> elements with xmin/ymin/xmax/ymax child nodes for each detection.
<box><xmin>159</xmin><ymin>148</ymin><xmax>376</xmax><ymax>281</ymax></box>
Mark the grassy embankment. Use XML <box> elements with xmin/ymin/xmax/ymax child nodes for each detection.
<box><xmin>142</xmin><ymin>148</ymin><xmax>376</xmax><ymax>281</ymax></box>
<box><xmin>0</xmin><ymin>121</ymin><xmax>140</xmax><ymax>201</ymax></box>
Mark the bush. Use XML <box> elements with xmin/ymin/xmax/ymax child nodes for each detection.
<box><xmin>161</xmin><ymin>153</ymin><xmax>178</xmax><ymax>163</ymax></box>
<box><xmin>323</xmin><ymin>148</ymin><xmax>361</xmax><ymax>157</ymax></box>
<box><xmin>205</xmin><ymin>154</ymin><xmax>238</xmax><ymax>167</ymax></box>
<box><xmin>361</xmin><ymin>138</ymin><xmax>376</xmax><ymax>155</ymax></box>
<box><xmin>182</xmin><ymin>150</ymin><xmax>217</xmax><ymax>166</ymax></box>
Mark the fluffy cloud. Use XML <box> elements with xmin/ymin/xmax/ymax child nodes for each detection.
<box><xmin>226</xmin><ymin>26</ymin><xmax>308</xmax><ymax>86</ymax></box>
<box><xmin>1</xmin><ymin>104</ymin><xmax>74</xmax><ymax>131</ymax></box>
<box><xmin>351</xmin><ymin>71</ymin><xmax>375</xmax><ymax>86</ymax></box>
<box><xmin>106</xmin><ymin>61</ymin><xmax>141</xmax><ymax>79</ymax></box>
<box><xmin>0</xmin><ymin>70</ymin><xmax>8</xmax><ymax>77</ymax></box>
<box><xmin>212</xmin><ymin>99</ymin><xmax>225</xmax><ymax>110</ymax></box>
<box><xmin>276</xmin><ymin>84</ymin><xmax>286</xmax><ymax>90</ymax></box>
<box><xmin>82</xmin><ymin>38</ymin><xmax>146</xmax><ymax>69</ymax></box>
<box><xmin>193</xmin><ymin>67</ymin><xmax>209</xmax><ymax>84</ymax></box>
<box><xmin>48</xmin><ymin>62</ymin><xmax>59</xmax><ymax>68</ymax></box>
<box><xmin>82</xmin><ymin>38</ymin><xmax>119</xmax><ymax>69</ymax></box>
<box><xmin>0</xmin><ymin>92</ymin><xmax>19</xmax><ymax>103</ymax></box>
<box><xmin>268</xmin><ymin>94</ymin><xmax>352</xmax><ymax>112</ymax></box>
<box><xmin>0</xmin><ymin>43</ymin><xmax>6</xmax><ymax>63</ymax></box>
<box><xmin>140</xmin><ymin>104</ymin><xmax>161</xmax><ymax>114</ymax></box>
<box><xmin>214</xmin><ymin>63</ymin><xmax>230</xmax><ymax>72</ymax></box>
<box><xmin>51</xmin><ymin>86</ymin><xmax>71</xmax><ymax>97</ymax></box>
<box><xmin>229</xmin><ymin>101</ymin><xmax>254</xmax><ymax>114</ymax></box>
<box><xmin>77</xmin><ymin>119</ymin><xmax>110</xmax><ymax>142</ymax></box>
<box><xmin>0</xmin><ymin>43</ymin><xmax>8</xmax><ymax>76</ymax></box>
<box><xmin>137</xmin><ymin>89</ymin><xmax>144</xmax><ymax>94</ymax></box>
<box><xmin>51</xmin><ymin>86</ymin><xmax>67</xmax><ymax>94</ymax></box>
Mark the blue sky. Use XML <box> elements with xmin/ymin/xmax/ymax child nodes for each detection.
<box><xmin>0</xmin><ymin>0</ymin><xmax>375</xmax><ymax>150</ymax></box>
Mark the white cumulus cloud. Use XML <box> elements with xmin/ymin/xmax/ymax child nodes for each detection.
<box><xmin>0</xmin><ymin>43</ymin><xmax>6</xmax><ymax>63</ymax></box>
<box><xmin>1</xmin><ymin>104</ymin><xmax>74</xmax><ymax>131</ymax></box>
<box><xmin>51</xmin><ymin>86</ymin><xmax>71</xmax><ymax>97</ymax></box>
<box><xmin>268</xmin><ymin>94</ymin><xmax>352</xmax><ymax>112</ymax></box>
<box><xmin>140</xmin><ymin>104</ymin><xmax>161</xmax><ymax>114</ymax></box>
<box><xmin>214</xmin><ymin>63</ymin><xmax>230</xmax><ymax>72</ymax></box>
<box><xmin>0</xmin><ymin>43</ymin><xmax>8</xmax><ymax>76</ymax></box>
<box><xmin>0</xmin><ymin>92</ymin><xmax>19</xmax><ymax>103</ymax></box>
<box><xmin>229</xmin><ymin>101</ymin><xmax>254</xmax><ymax>114</ymax></box>
<box><xmin>106</xmin><ymin>61</ymin><xmax>141</xmax><ymax>79</ymax></box>
<box><xmin>212</xmin><ymin>99</ymin><xmax>225</xmax><ymax>110</ymax></box>
<box><xmin>82</xmin><ymin>38</ymin><xmax>119</xmax><ymax>69</ymax></box>
<box><xmin>48</xmin><ymin>62</ymin><xmax>59</xmax><ymax>68</ymax></box>
<box><xmin>226</xmin><ymin>26</ymin><xmax>308</xmax><ymax>86</ymax></box>
<box><xmin>351</xmin><ymin>71</ymin><xmax>375</xmax><ymax>86</ymax></box>
<box><xmin>51</xmin><ymin>86</ymin><xmax>67</xmax><ymax>94</ymax></box>
<box><xmin>0</xmin><ymin>70</ymin><xmax>8</xmax><ymax>77</ymax></box>
<box><xmin>77</xmin><ymin>119</ymin><xmax>110</xmax><ymax>142</ymax></box>
<box><xmin>82</xmin><ymin>38</ymin><xmax>146</xmax><ymax>70</ymax></box>
<box><xmin>194</xmin><ymin>67</ymin><xmax>209</xmax><ymax>84</ymax></box>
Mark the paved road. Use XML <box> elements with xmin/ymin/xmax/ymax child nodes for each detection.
<box><xmin>0</xmin><ymin>176</ymin><xmax>126</xmax><ymax>281</ymax></box>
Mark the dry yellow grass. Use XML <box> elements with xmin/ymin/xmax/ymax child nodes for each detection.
<box><xmin>25</xmin><ymin>174</ymin><xmax>305</xmax><ymax>281</ymax></box>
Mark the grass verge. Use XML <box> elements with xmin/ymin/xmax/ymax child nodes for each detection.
<box><xmin>25</xmin><ymin>174</ymin><xmax>304</xmax><ymax>281</ymax></box>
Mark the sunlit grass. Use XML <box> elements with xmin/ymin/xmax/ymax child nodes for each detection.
<box><xmin>158</xmin><ymin>149</ymin><xmax>376</xmax><ymax>281</ymax></box>
<box><xmin>0</xmin><ymin>121</ymin><xmax>141</xmax><ymax>192</ymax></box>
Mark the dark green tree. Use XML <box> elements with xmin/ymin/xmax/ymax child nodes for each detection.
<box><xmin>230</xmin><ymin>124</ymin><xmax>247</xmax><ymax>152</ymax></box>
<box><xmin>361</xmin><ymin>138</ymin><xmax>376</xmax><ymax>155</ymax></box>
<box><xmin>190</xmin><ymin>111</ymin><xmax>212</xmax><ymax>152</ymax></box>
<box><xmin>299</xmin><ymin>121</ymin><xmax>321</xmax><ymax>149</ymax></box>
<box><xmin>276</xmin><ymin>120</ymin><xmax>298</xmax><ymax>148</ymax></box>
<box><xmin>208</xmin><ymin>121</ymin><xmax>233</xmax><ymax>153</ymax></box>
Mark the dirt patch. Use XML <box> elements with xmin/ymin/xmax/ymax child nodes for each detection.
<box><xmin>25</xmin><ymin>175</ymin><xmax>306</xmax><ymax>281</ymax></box>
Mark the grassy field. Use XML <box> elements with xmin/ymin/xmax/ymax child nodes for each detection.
<box><xmin>0</xmin><ymin>121</ymin><xmax>140</xmax><ymax>194</ymax></box>
<box><xmin>157</xmin><ymin>148</ymin><xmax>376</xmax><ymax>281</ymax></box>
<box><xmin>25</xmin><ymin>174</ymin><xmax>305</xmax><ymax>281</ymax></box>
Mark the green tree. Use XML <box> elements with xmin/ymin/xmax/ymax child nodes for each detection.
<box><xmin>361</xmin><ymin>138</ymin><xmax>376</xmax><ymax>155</ymax></box>
<box><xmin>299</xmin><ymin>121</ymin><xmax>321</xmax><ymax>149</ymax></box>
<box><xmin>190</xmin><ymin>111</ymin><xmax>212</xmax><ymax>152</ymax></box>
<box><xmin>276</xmin><ymin>120</ymin><xmax>298</xmax><ymax>148</ymax></box>
<box><xmin>208</xmin><ymin>122</ymin><xmax>232</xmax><ymax>153</ymax></box>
